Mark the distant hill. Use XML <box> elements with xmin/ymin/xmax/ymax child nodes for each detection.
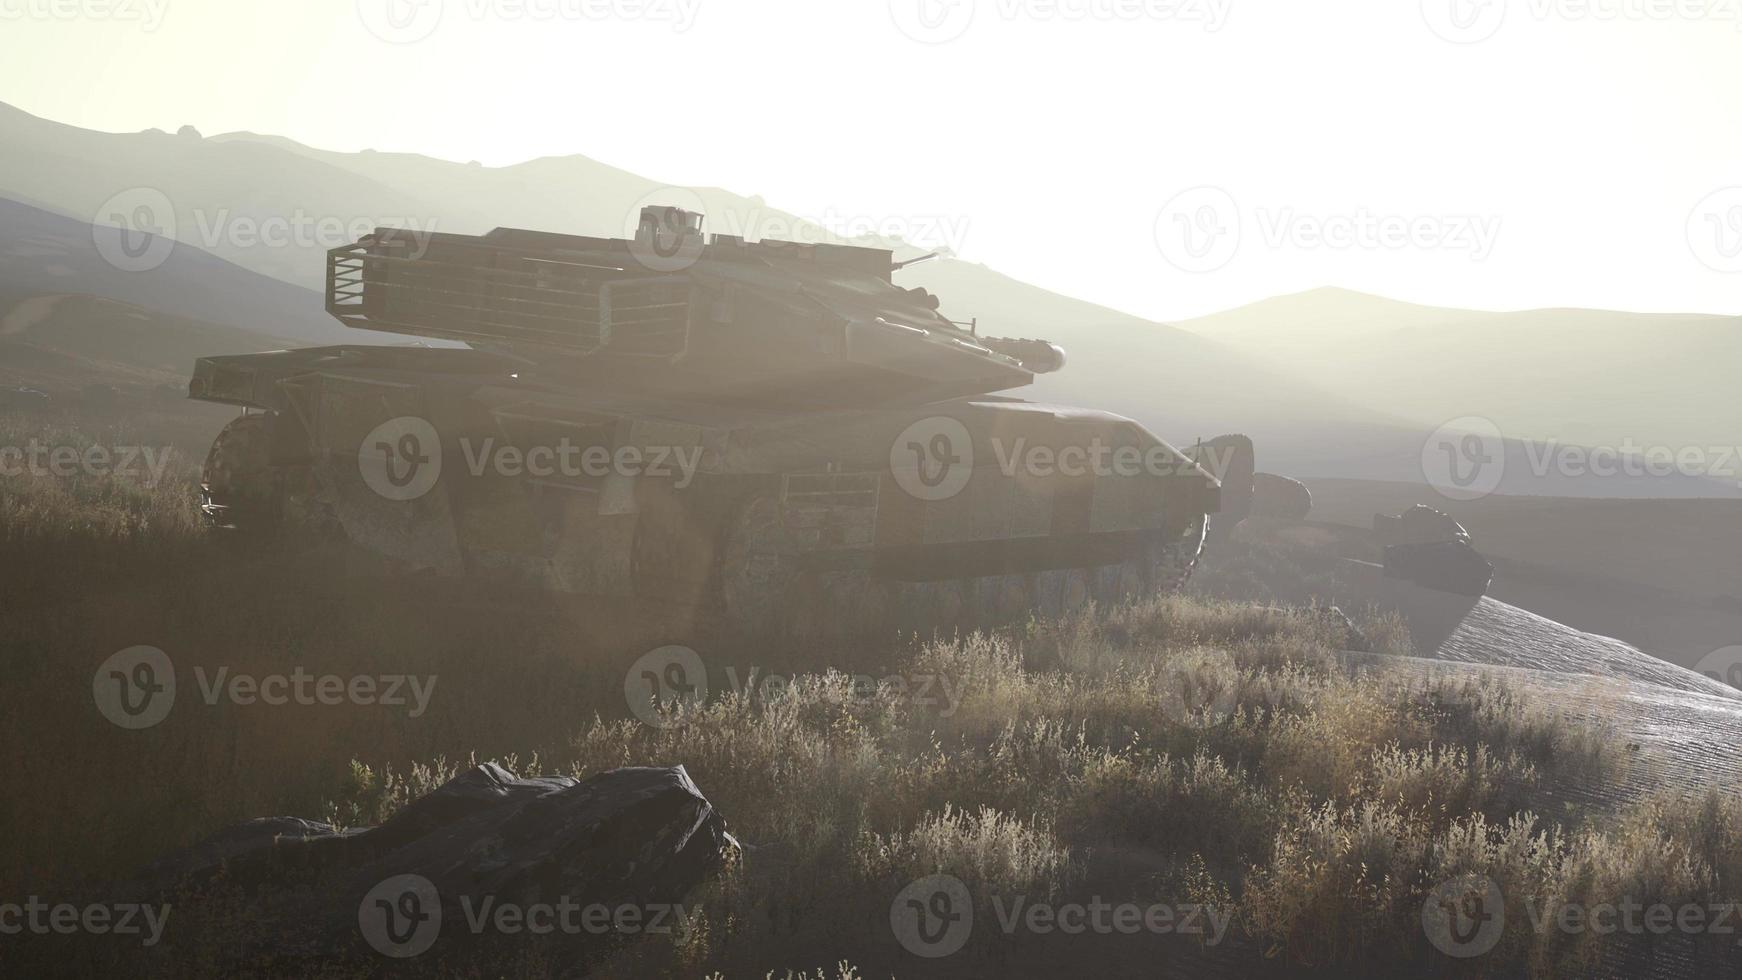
<box><xmin>0</xmin><ymin>292</ymin><xmax>299</xmax><ymax>391</ymax></box>
<box><xmin>0</xmin><ymin>197</ymin><xmax>355</xmax><ymax>347</ymax></box>
<box><xmin>1178</xmin><ymin>287</ymin><xmax>1742</xmax><ymax>459</ymax></box>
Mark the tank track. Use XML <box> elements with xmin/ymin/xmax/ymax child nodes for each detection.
<box><xmin>203</xmin><ymin>414</ymin><xmax>1211</xmax><ymax>641</ymax></box>
<box><xmin>724</xmin><ymin>513</ymin><xmax>1211</xmax><ymax>642</ymax></box>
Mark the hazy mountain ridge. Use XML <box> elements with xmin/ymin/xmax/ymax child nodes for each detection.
<box><xmin>1180</xmin><ymin>287</ymin><xmax>1742</xmax><ymax>455</ymax></box>
<box><xmin>0</xmin><ymin>197</ymin><xmax>393</xmax><ymax>348</ymax></box>
<box><xmin>1</xmin><ymin>100</ymin><xmax>1734</xmax><ymax>497</ymax></box>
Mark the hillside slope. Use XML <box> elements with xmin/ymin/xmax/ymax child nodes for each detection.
<box><xmin>1180</xmin><ymin>287</ymin><xmax>1742</xmax><ymax>456</ymax></box>
<box><xmin>0</xmin><ymin>197</ymin><xmax>357</xmax><ymax>346</ymax></box>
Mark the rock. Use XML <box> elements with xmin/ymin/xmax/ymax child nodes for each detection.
<box><xmin>1384</xmin><ymin>540</ymin><xmax>1494</xmax><ymax>597</ymax></box>
<box><xmin>122</xmin><ymin>763</ymin><xmax>738</xmax><ymax>974</ymax></box>
<box><xmin>1251</xmin><ymin>473</ymin><xmax>1312</xmax><ymax>521</ymax></box>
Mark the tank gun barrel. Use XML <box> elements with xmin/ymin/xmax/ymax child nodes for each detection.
<box><xmin>981</xmin><ymin>337</ymin><xmax>1067</xmax><ymax>374</ymax></box>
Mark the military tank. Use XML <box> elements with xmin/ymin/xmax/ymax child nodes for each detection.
<box><xmin>187</xmin><ymin>206</ymin><xmax>1237</xmax><ymax>640</ymax></box>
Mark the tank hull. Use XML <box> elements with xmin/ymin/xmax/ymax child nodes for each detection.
<box><xmin>193</xmin><ymin>345</ymin><xmax>1220</xmax><ymax>639</ymax></box>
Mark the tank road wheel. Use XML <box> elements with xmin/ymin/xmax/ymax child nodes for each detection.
<box><xmin>200</xmin><ymin>412</ymin><xmax>337</xmax><ymax>543</ymax></box>
<box><xmin>200</xmin><ymin>413</ymin><xmax>283</xmax><ymax>536</ymax></box>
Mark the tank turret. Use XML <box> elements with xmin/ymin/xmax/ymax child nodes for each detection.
<box><xmin>323</xmin><ymin>206</ymin><xmax>1065</xmax><ymax>408</ymax></box>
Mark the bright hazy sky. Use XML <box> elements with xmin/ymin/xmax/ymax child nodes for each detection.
<box><xmin>1</xmin><ymin>0</ymin><xmax>1738</xmax><ymax>320</ymax></box>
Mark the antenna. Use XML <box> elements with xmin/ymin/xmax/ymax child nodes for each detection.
<box><xmin>891</xmin><ymin>251</ymin><xmax>941</xmax><ymax>271</ymax></box>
